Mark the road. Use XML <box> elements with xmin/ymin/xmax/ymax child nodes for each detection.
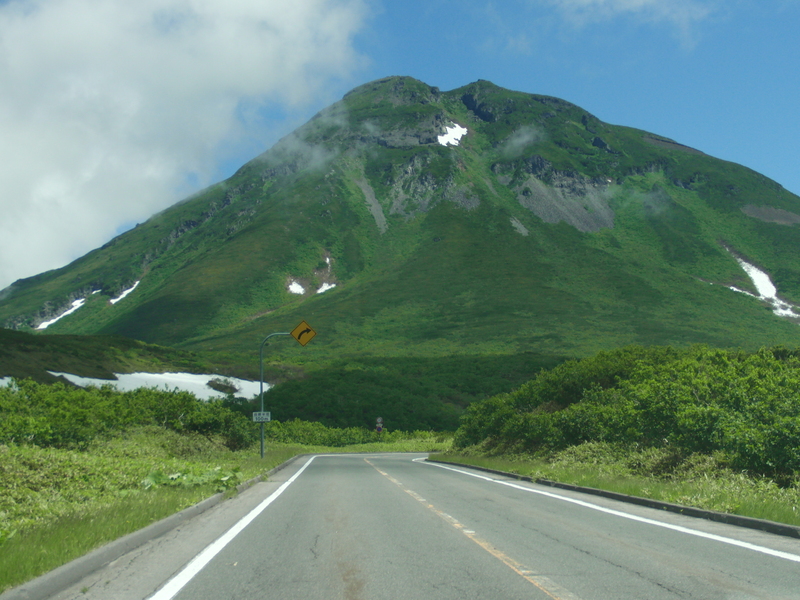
<box><xmin>49</xmin><ymin>453</ymin><xmax>800</xmax><ymax>600</ymax></box>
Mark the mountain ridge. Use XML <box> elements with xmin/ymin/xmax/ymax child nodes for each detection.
<box><xmin>2</xmin><ymin>76</ymin><xmax>800</xmax><ymax>363</ymax></box>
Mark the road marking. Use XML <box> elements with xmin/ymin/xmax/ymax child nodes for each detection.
<box><xmin>421</xmin><ymin>460</ymin><xmax>800</xmax><ymax>564</ymax></box>
<box><xmin>365</xmin><ymin>459</ymin><xmax>584</xmax><ymax>600</ymax></box>
<box><xmin>147</xmin><ymin>455</ymin><xmax>317</xmax><ymax>600</ymax></box>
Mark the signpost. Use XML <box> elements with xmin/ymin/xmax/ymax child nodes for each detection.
<box><xmin>376</xmin><ymin>416</ymin><xmax>383</xmax><ymax>433</ymax></box>
<box><xmin>257</xmin><ymin>321</ymin><xmax>316</xmax><ymax>458</ymax></box>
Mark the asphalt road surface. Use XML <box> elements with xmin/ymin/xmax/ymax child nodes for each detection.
<box><xmin>49</xmin><ymin>453</ymin><xmax>800</xmax><ymax>600</ymax></box>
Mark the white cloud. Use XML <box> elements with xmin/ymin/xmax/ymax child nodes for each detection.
<box><xmin>0</xmin><ymin>0</ymin><xmax>368</xmax><ymax>291</ymax></box>
<box><xmin>545</xmin><ymin>0</ymin><xmax>715</xmax><ymax>45</ymax></box>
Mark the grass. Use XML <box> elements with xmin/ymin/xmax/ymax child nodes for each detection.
<box><xmin>433</xmin><ymin>443</ymin><xmax>800</xmax><ymax>528</ymax></box>
<box><xmin>0</xmin><ymin>429</ymin><xmax>451</xmax><ymax>593</ymax></box>
<box><xmin>0</xmin><ymin>484</ymin><xmax>223</xmax><ymax>591</ymax></box>
<box><xmin>0</xmin><ymin>328</ymin><xmax>211</xmax><ymax>382</ymax></box>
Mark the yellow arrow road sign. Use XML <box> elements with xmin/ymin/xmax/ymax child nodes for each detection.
<box><xmin>291</xmin><ymin>321</ymin><xmax>316</xmax><ymax>346</ymax></box>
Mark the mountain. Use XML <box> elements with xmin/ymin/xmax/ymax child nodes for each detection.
<box><xmin>0</xmin><ymin>328</ymin><xmax>210</xmax><ymax>383</ymax></box>
<box><xmin>3</xmin><ymin>76</ymin><xmax>800</xmax><ymax>415</ymax></box>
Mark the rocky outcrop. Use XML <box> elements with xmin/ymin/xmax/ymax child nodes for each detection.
<box><xmin>444</xmin><ymin>184</ymin><xmax>480</xmax><ymax>211</ymax></box>
<box><xmin>356</xmin><ymin>112</ymin><xmax>448</xmax><ymax>148</ymax></box>
<box><xmin>380</xmin><ymin>154</ymin><xmax>480</xmax><ymax>218</ymax></box>
<box><xmin>354</xmin><ymin>176</ymin><xmax>388</xmax><ymax>233</ymax></box>
<box><xmin>461</xmin><ymin>92</ymin><xmax>496</xmax><ymax>122</ymax></box>
<box><xmin>495</xmin><ymin>155</ymin><xmax>615</xmax><ymax>233</ymax></box>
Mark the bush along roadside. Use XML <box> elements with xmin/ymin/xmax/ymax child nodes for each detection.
<box><xmin>0</xmin><ymin>379</ymin><xmax>258</xmax><ymax>451</ymax></box>
<box><xmin>445</xmin><ymin>345</ymin><xmax>800</xmax><ymax>528</ymax></box>
<box><xmin>453</xmin><ymin>345</ymin><xmax>800</xmax><ymax>486</ymax></box>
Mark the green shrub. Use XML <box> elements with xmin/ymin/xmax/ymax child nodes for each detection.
<box><xmin>0</xmin><ymin>380</ymin><xmax>256</xmax><ymax>451</ymax></box>
<box><xmin>262</xmin><ymin>419</ymin><xmax>435</xmax><ymax>447</ymax></box>
<box><xmin>453</xmin><ymin>345</ymin><xmax>800</xmax><ymax>481</ymax></box>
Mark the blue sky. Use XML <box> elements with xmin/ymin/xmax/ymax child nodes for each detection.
<box><xmin>216</xmin><ymin>0</ymin><xmax>800</xmax><ymax>199</ymax></box>
<box><xmin>1</xmin><ymin>0</ymin><xmax>798</xmax><ymax>290</ymax></box>
<box><xmin>289</xmin><ymin>0</ymin><xmax>800</xmax><ymax>193</ymax></box>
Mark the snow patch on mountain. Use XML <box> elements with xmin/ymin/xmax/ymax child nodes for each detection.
<box><xmin>728</xmin><ymin>255</ymin><xmax>800</xmax><ymax>318</ymax></box>
<box><xmin>110</xmin><ymin>281</ymin><xmax>140</xmax><ymax>304</ymax></box>
<box><xmin>47</xmin><ymin>371</ymin><xmax>266</xmax><ymax>400</ymax></box>
<box><xmin>29</xmin><ymin>281</ymin><xmax>139</xmax><ymax>330</ymax></box>
<box><xmin>37</xmin><ymin>298</ymin><xmax>86</xmax><ymax>330</ymax></box>
<box><xmin>317</xmin><ymin>283</ymin><xmax>336</xmax><ymax>294</ymax></box>
<box><xmin>438</xmin><ymin>123</ymin><xmax>468</xmax><ymax>146</ymax></box>
<box><xmin>288</xmin><ymin>281</ymin><xmax>305</xmax><ymax>294</ymax></box>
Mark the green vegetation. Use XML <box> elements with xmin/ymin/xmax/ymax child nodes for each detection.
<box><xmin>454</xmin><ymin>345</ymin><xmax>800</xmax><ymax>482</ymax></box>
<box><xmin>0</xmin><ymin>328</ymin><xmax>211</xmax><ymax>382</ymax></box>
<box><xmin>5</xmin><ymin>343</ymin><xmax>800</xmax><ymax>591</ymax></box>
<box><xmin>4</xmin><ymin>75</ymin><xmax>800</xmax><ymax>586</ymax></box>
<box><xmin>3</xmin><ymin>76</ymin><xmax>800</xmax><ymax>371</ymax></box>
<box><xmin>1</xmin><ymin>379</ymin><xmax>256</xmax><ymax>450</ymax></box>
<box><xmin>0</xmin><ymin>329</ymin><xmax>566</xmax><ymax>432</ymax></box>
<box><xmin>0</xmin><ymin>380</ymin><xmax>449</xmax><ymax>593</ymax></box>
<box><xmin>255</xmin><ymin>353</ymin><xmax>566</xmax><ymax>430</ymax></box>
<box><xmin>446</xmin><ymin>345</ymin><xmax>800</xmax><ymax>526</ymax></box>
<box><xmin>434</xmin><ymin>444</ymin><xmax>800</xmax><ymax>527</ymax></box>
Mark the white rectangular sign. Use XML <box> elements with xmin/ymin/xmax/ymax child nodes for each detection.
<box><xmin>252</xmin><ymin>411</ymin><xmax>271</xmax><ymax>422</ymax></box>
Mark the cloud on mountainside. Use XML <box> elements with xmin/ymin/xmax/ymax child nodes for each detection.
<box><xmin>499</xmin><ymin>126</ymin><xmax>547</xmax><ymax>158</ymax></box>
<box><xmin>0</xmin><ymin>0</ymin><xmax>368</xmax><ymax>291</ymax></box>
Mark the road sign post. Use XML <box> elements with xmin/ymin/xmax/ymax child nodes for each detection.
<box><xmin>257</xmin><ymin>321</ymin><xmax>316</xmax><ymax>458</ymax></box>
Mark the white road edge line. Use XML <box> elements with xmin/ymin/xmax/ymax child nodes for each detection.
<box><xmin>420</xmin><ymin>460</ymin><xmax>800</xmax><ymax>564</ymax></box>
<box><xmin>147</xmin><ymin>455</ymin><xmax>318</xmax><ymax>600</ymax></box>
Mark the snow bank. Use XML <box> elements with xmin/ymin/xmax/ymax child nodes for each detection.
<box><xmin>438</xmin><ymin>124</ymin><xmax>468</xmax><ymax>146</ymax></box>
<box><xmin>288</xmin><ymin>281</ymin><xmax>305</xmax><ymax>294</ymax></box>
<box><xmin>729</xmin><ymin>255</ymin><xmax>800</xmax><ymax>318</ymax></box>
<box><xmin>110</xmin><ymin>281</ymin><xmax>140</xmax><ymax>304</ymax></box>
<box><xmin>316</xmin><ymin>283</ymin><xmax>336</xmax><ymax>294</ymax></box>
<box><xmin>47</xmin><ymin>371</ymin><xmax>267</xmax><ymax>400</ymax></box>
<box><xmin>37</xmin><ymin>298</ymin><xmax>86</xmax><ymax>330</ymax></box>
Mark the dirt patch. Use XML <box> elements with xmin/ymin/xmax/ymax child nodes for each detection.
<box><xmin>643</xmin><ymin>136</ymin><xmax>704</xmax><ymax>156</ymax></box>
<box><xmin>354</xmin><ymin>176</ymin><xmax>388</xmax><ymax>233</ymax></box>
<box><xmin>516</xmin><ymin>174</ymin><xmax>615</xmax><ymax>233</ymax></box>
<box><xmin>741</xmin><ymin>205</ymin><xmax>800</xmax><ymax>226</ymax></box>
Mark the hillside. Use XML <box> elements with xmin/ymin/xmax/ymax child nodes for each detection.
<box><xmin>0</xmin><ymin>328</ymin><xmax>210</xmax><ymax>382</ymax></box>
<box><xmin>2</xmin><ymin>76</ymin><xmax>800</xmax><ymax>399</ymax></box>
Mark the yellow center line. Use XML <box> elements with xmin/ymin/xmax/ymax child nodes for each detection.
<box><xmin>364</xmin><ymin>459</ymin><xmax>584</xmax><ymax>600</ymax></box>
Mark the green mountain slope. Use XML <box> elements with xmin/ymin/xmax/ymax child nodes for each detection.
<box><xmin>0</xmin><ymin>328</ymin><xmax>208</xmax><ymax>382</ymax></box>
<box><xmin>3</xmin><ymin>76</ymin><xmax>800</xmax><ymax>365</ymax></box>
